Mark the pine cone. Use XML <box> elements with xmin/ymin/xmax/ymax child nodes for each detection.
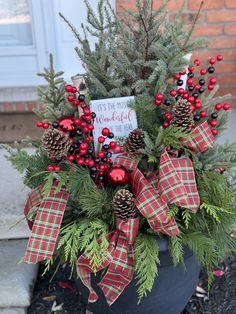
<box><xmin>41</xmin><ymin>128</ymin><xmax>70</xmax><ymax>160</ymax></box>
<box><xmin>125</xmin><ymin>128</ymin><xmax>145</xmax><ymax>154</ymax></box>
<box><xmin>171</xmin><ymin>98</ymin><xmax>194</xmax><ymax>131</ymax></box>
<box><xmin>112</xmin><ymin>189</ymin><xmax>137</xmax><ymax>219</ymax></box>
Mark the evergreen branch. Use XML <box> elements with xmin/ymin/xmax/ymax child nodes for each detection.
<box><xmin>168</xmin><ymin>233</ymin><xmax>184</xmax><ymax>266</ymax></box>
<box><xmin>182</xmin><ymin>209</ymin><xmax>192</xmax><ymax>229</ymax></box>
<box><xmin>134</xmin><ymin>233</ymin><xmax>159</xmax><ymax>302</ymax></box>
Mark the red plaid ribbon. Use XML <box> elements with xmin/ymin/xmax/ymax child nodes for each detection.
<box><xmin>24</xmin><ymin>185</ymin><xmax>43</xmax><ymax>230</ymax></box>
<box><xmin>114</xmin><ymin>155</ymin><xmax>179</xmax><ymax>236</ymax></box>
<box><xmin>77</xmin><ymin>218</ymin><xmax>139</xmax><ymax>306</ymax></box>
<box><xmin>24</xmin><ymin>183</ymin><xmax>69</xmax><ymax>264</ymax></box>
<box><xmin>181</xmin><ymin>121</ymin><xmax>214</xmax><ymax>153</ymax></box>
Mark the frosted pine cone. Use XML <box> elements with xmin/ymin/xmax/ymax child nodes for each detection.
<box><xmin>125</xmin><ymin>128</ymin><xmax>145</xmax><ymax>154</ymax></box>
<box><xmin>112</xmin><ymin>189</ymin><xmax>137</xmax><ymax>219</ymax></box>
<box><xmin>171</xmin><ymin>98</ymin><xmax>194</xmax><ymax>131</ymax></box>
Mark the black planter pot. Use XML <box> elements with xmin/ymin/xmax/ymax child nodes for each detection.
<box><xmin>75</xmin><ymin>238</ymin><xmax>200</xmax><ymax>314</ymax></box>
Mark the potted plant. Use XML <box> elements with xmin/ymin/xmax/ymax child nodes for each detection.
<box><xmin>3</xmin><ymin>1</ymin><xmax>236</xmax><ymax>314</ymax></box>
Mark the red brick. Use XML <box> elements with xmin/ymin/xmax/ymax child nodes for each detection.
<box><xmin>224</xmin><ymin>24</ymin><xmax>236</xmax><ymax>35</ymax></box>
<box><xmin>117</xmin><ymin>0</ymin><xmax>185</xmax><ymax>13</ymax></box>
<box><xmin>192</xmin><ymin>50</ymin><xmax>236</xmax><ymax>61</ymax></box>
<box><xmin>15</xmin><ymin>102</ymin><xmax>27</xmax><ymax>112</ymax></box>
<box><xmin>188</xmin><ymin>0</ymin><xmax>224</xmax><ymax>10</ymax></box>
<box><xmin>225</xmin><ymin>0</ymin><xmax>236</xmax><ymax>8</ymax></box>
<box><xmin>215</xmin><ymin>62</ymin><xmax>236</xmax><ymax>73</ymax></box>
<box><xmin>218</xmin><ymin>75</ymin><xmax>236</xmax><ymax>85</ymax></box>
<box><xmin>169</xmin><ymin>12</ymin><xmax>205</xmax><ymax>24</ymax></box>
<box><xmin>1</xmin><ymin>103</ymin><xmax>15</xmax><ymax>112</ymax></box>
<box><xmin>116</xmin><ymin>1</ymin><xmax>136</xmax><ymax>13</ymax></box>
<box><xmin>26</xmin><ymin>102</ymin><xmax>38</xmax><ymax>111</ymax></box>
<box><xmin>206</xmin><ymin>10</ymin><xmax>236</xmax><ymax>23</ymax></box>
<box><xmin>208</xmin><ymin>38</ymin><xmax>236</xmax><ymax>49</ymax></box>
<box><xmin>192</xmin><ymin>24</ymin><xmax>223</xmax><ymax>36</ymax></box>
<box><xmin>153</xmin><ymin>0</ymin><xmax>184</xmax><ymax>11</ymax></box>
<box><xmin>215</xmin><ymin>87</ymin><xmax>235</xmax><ymax>97</ymax></box>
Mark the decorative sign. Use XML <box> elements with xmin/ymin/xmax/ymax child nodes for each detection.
<box><xmin>90</xmin><ymin>96</ymin><xmax>137</xmax><ymax>144</ymax></box>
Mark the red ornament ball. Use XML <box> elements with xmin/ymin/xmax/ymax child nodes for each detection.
<box><xmin>200</xmin><ymin>69</ymin><xmax>207</xmax><ymax>75</ymax></box>
<box><xmin>223</xmin><ymin>103</ymin><xmax>231</xmax><ymax>111</ymax></box>
<box><xmin>109</xmin><ymin>141</ymin><xmax>117</xmax><ymax>149</ymax></box>
<box><xmin>68</xmin><ymin>155</ymin><xmax>75</xmax><ymax>162</ymax></box>
<box><xmin>194</xmin><ymin>59</ymin><xmax>200</xmax><ymax>66</ymax></box>
<box><xmin>71</xmin><ymin>86</ymin><xmax>77</xmax><ymax>94</ymax></box>
<box><xmin>178</xmin><ymin>88</ymin><xmax>184</xmax><ymax>95</ymax></box>
<box><xmin>215</xmin><ymin>103</ymin><xmax>222</xmax><ymax>111</ymax></box>
<box><xmin>54</xmin><ymin>165</ymin><xmax>61</xmax><ymax>172</ymax></box>
<box><xmin>155</xmin><ymin>93</ymin><xmax>164</xmax><ymax>101</ymax></box>
<box><xmin>209</xmin><ymin>58</ymin><xmax>216</xmax><ymax>65</ymax></box>
<box><xmin>217</xmin><ymin>55</ymin><xmax>223</xmax><ymax>61</ymax></box>
<box><xmin>170</xmin><ymin>90</ymin><xmax>177</xmax><ymax>97</ymax></box>
<box><xmin>208</xmin><ymin>85</ymin><xmax>215</xmax><ymax>91</ymax></box>
<box><xmin>59</xmin><ymin>117</ymin><xmax>75</xmax><ymax>132</ymax></box>
<box><xmin>187</xmin><ymin>78</ymin><xmax>194</xmax><ymax>85</ymax></box>
<box><xmin>88</xmin><ymin>124</ymin><xmax>94</xmax><ymax>131</ymax></box>
<box><xmin>106</xmin><ymin>165</ymin><xmax>131</xmax><ymax>186</ymax></box>
<box><xmin>195</xmin><ymin>102</ymin><xmax>202</xmax><ymax>110</ymax></box>
<box><xmin>102</xmin><ymin>128</ymin><xmax>110</xmax><ymax>136</ymax></box>
<box><xmin>175</xmin><ymin>74</ymin><xmax>181</xmax><ymax>80</ymax></box>
<box><xmin>80</xmin><ymin>143</ymin><xmax>88</xmax><ymax>150</ymax></box>
<box><xmin>188</xmin><ymin>66</ymin><xmax>194</xmax><ymax>72</ymax></box>
<box><xmin>67</xmin><ymin>95</ymin><xmax>75</xmax><ymax>102</ymax></box>
<box><xmin>210</xmin><ymin>77</ymin><xmax>217</xmax><ymax>85</ymax></box>
<box><xmin>43</xmin><ymin>123</ymin><xmax>49</xmax><ymax>129</ymax></box>
<box><xmin>188</xmin><ymin>96</ymin><xmax>195</xmax><ymax>103</ymax></box>
<box><xmin>98</xmin><ymin>151</ymin><xmax>105</xmax><ymax>159</ymax></box>
<box><xmin>163</xmin><ymin>121</ymin><xmax>170</xmax><ymax>128</ymax></box>
<box><xmin>47</xmin><ymin>165</ymin><xmax>54</xmax><ymax>172</ymax></box>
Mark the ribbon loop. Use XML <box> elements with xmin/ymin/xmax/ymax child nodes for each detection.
<box><xmin>24</xmin><ymin>182</ymin><xmax>69</xmax><ymax>264</ymax></box>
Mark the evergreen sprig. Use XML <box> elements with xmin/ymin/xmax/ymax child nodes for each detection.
<box><xmin>134</xmin><ymin>233</ymin><xmax>160</xmax><ymax>302</ymax></box>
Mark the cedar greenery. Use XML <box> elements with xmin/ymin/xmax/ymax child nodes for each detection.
<box><xmin>2</xmin><ymin>0</ymin><xmax>236</xmax><ymax>303</ymax></box>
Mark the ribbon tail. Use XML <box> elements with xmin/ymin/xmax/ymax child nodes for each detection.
<box><xmin>98</xmin><ymin>236</ymin><xmax>134</xmax><ymax>306</ymax></box>
<box><xmin>76</xmin><ymin>233</ymin><xmax>116</xmax><ymax>303</ymax></box>
<box><xmin>24</xmin><ymin>183</ymin><xmax>69</xmax><ymax>264</ymax></box>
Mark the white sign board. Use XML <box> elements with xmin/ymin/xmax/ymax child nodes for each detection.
<box><xmin>90</xmin><ymin>96</ymin><xmax>138</xmax><ymax>144</ymax></box>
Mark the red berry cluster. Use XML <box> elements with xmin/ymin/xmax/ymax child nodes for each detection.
<box><xmin>47</xmin><ymin>165</ymin><xmax>61</xmax><ymax>172</ymax></box>
<box><xmin>36</xmin><ymin>121</ymin><xmax>49</xmax><ymax>129</ymax></box>
<box><xmin>154</xmin><ymin>55</ymin><xmax>230</xmax><ymax>132</ymax></box>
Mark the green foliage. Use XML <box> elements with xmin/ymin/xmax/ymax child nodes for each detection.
<box><xmin>161</xmin><ymin>126</ymin><xmax>192</xmax><ymax>152</ymax></box>
<box><xmin>134</xmin><ymin>233</ymin><xmax>160</xmax><ymax>302</ymax></box>
<box><xmin>35</xmin><ymin>54</ymin><xmax>76</xmax><ymax>122</ymax></box>
<box><xmin>60</xmin><ymin>0</ymin><xmax>203</xmax><ymax>99</ymax></box>
<box><xmin>181</xmin><ymin>209</ymin><xmax>192</xmax><ymax>229</ymax></box>
<box><xmin>58</xmin><ymin>218</ymin><xmax>110</xmax><ymax>273</ymax></box>
<box><xmin>168</xmin><ymin>234</ymin><xmax>184</xmax><ymax>266</ymax></box>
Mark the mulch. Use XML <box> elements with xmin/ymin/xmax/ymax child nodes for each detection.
<box><xmin>28</xmin><ymin>253</ymin><xmax>236</xmax><ymax>314</ymax></box>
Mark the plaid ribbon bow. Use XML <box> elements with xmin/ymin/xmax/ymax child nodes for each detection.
<box><xmin>24</xmin><ymin>182</ymin><xmax>69</xmax><ymax>264</ymax></box>
<box><xmin>181</xmin><ymin>121</ymin><xmax>214</xmax><ymax>153</ymax></box>
<box><xmin>77</xmin><ymin>218</ymin><xmax>139</xmax><ymax>306</ymax></box>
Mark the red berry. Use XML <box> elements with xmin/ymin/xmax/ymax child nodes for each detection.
<box><xmin>36</xmin><ymin>121</ymin><xmax>43</xmax><ymax>128</ymax></box>
<box><xmin>68</xmin><ymin>155</ymin><xmax>75</xmax><ymax>162</ymax></box>
<box><xmin>67</xmin><ymin>95</ymin><xmax>75</xmax><ymax>102</ymax></box>
<box><xmin>98</xmin><ymin>164</ymin><xmax>106</xmax><ymax>172</ymax></box>
<box><xmin>80</xmin><ymin>121</ymin><xmax>86</xmax><ymax>128</ymax></box>
<box><xmin>215</xmin><ymin>103</ymin><xmax>222</xmax><ymax>111</ymax></box>
<box><xmin>102</xmin><ymin>128</ymin><xmax>110</xmax><ymax>136</ymax></box>
<box><xmin>165</xmin><ymin>115</ymin><xmax>172</xmax><ymax>121</ymax></box>
<box><xmin>74</xmin><ymin>118</ymin><xmax>81</xmax><ymax>125</ymax></box>
<box><xmin>83</xmin><ymin>127</ymin><xmax>89</xmax><ymax>133</ymax></box>
<box><xmin>208</xmin><ymin>85</ymin><xmax>215</xmax><ymax>91</ymax></box>
<box><xmin>195</xmin><ymin>102</ymin><xmax>202</xmax><ymax>110</ymax></box>
<box><xmin>70</xmin><ymin>138</ymin><xmax>75</xmax><ymax>144</ymax></box>
<box><xmin>175</xmin><ymin>74</ymin><xmax>181</xmax><ymax>80</ymax></box>
<box><xmin>217</xmin><ymin>55</ymin><xmax>223</xmax><ymax>61</ymax></box>
<box><xmin>77</xmin><ymin>157</ymin><xmax>85</xmax><ymax>165</ymax></box>
<box><xmin>178</xmin><ymin>88</ymin><xmax>184</xmax><ymax>95</ymax></box>
<box><xmin>187</xmin><ymin>78</ymin><xmax>194</xmax><ymax>85</ymax></box>
<box><xmin>83</xmin><ymin>108</ymin><xmax>91</xmax><ymax>115</ymax></box>
<box><xmin>223</xmin><ymin>103</ymin><xmax>231</xmax><ymax>111</ymax></box>
<box><xmin>180</xmin><ymin>69</ymin><xmax>186</xmax><ymax>75</ymax></box>
<box><xmin>163</xmin><ymin>122</ymin><xmax>170</xmax><ymax>128</ymax></box>
<box><xmin>188</xmin><ymin>96</ymin><xmax>195</xmax><ymax>103</ymax></box>
<box><xmin>71</xmin><ymin>86</ymin><xmax>77</xmax><ymax>93</ymax></box>
<box><xmin>195</xmin><ymin>99</ymin><xmax>201</xmax><ymax>103</ymax></box>
<box><xmin>210</xmin><ymin>120</ymin><xmax>218</xmax><ymax>127</ymax></box>
<box><xmin>98</xmin><ymin>151</ymin><xmax>105</xmax><ymax>159</ymax></box>
<box><xmin>155</xmin><ymin>99</ymin><xmax>162</xmax><ymax>106</ymax></box>
<box><xmin>98</xmin><ymin>136</ymin><xmax>105</xmax><ymax>144</ymax></box>
<box><xmin>200</xmin><ymin>69</ymin><xmax>207</xmax><ymax>75</ymax></box>
<box><xmin>84</xmin><ymin>115</ymin><xmax>92</xmax><ymax>122</ymax></box>
<box><xmin>191</xmin><ymin>105</ymin><xmax>196</xmax><ymax>111</ymax></box>
<box><xmin>209</xmin><ymin>58</ymin><xmax>216</xmax><ymax>65</ymax></box>
<box><xmin>65</xmin><ymin>85</ymin><xmax>72</xmax><ymax>92</ymax></box>
<box><xmin>47</xmin><ymin>165</ymin><xmax>54</xmax><ymax>172</ymax></box>
<box><xmin>109</xmin><ymin>141</ymin><xmax>117</xmax><ymax>149</ymax></box>
<box><xmin>73</xmin><ymin>100</ymin><xmax>79</xmax><ymax>106</ymax></box>
<box><xmin>43</xmin><ymin>123</ymin><xmax>49</xmax><ymax>129</ymax></box>
<box><xmin>88</xmin><ymin>160</ymin><xmax>95</xmax><ymax>167</ymax></box>
<box><xmin>80</xmin><ymin>143</ymin><xmax>88</xmax><ymax>150</ymax></box>
<box><xmin>80</xmin><ymin>149</ymin><xmax>87</xmax><ymax>155</ymax></box>
<box><xmin>188</xmin><ymin>66</ymin><xmax>194</xmax><ymax>72</ymax></box>
<box><xmin>211</xmin><ymin>129</ymin><xmax>218</xmax><ymax>136</ymax></box>
<box><xmin>88</xmin><ymin>124</ymin><xmax>94</xmax><ymax>131</ymax></box>
<box><xmin>86</xmin><ymin>136</ymin><xmax>93</xmax><ymax>143</ymax></box>
<box><xmin>170</xmin><ymin>90</ymin><xmax>177</xmax><ymax>97</ymax></box>
<box><xmin>155</xmin><ymin>93</ymin><xmax>164</xmax><ymax>101</ymax></box>
<box><xmin>194</xmin><ymin>84</ymin><xmax>201</xmax><ymax>90</ymax></box>
<box><xmin>183</xmin><ymin>93</ymin><xmax>189</xmax><ymax>100</ymax></box>
<box><xmin>210</xmin><ymin>77</ymin><xmax>217</xmax><ymax>85</ymax></box>
<box><xmin>194</xmin><ymin>59</ymin><xmax>200</xmax><ymax>66</ymax></box>
<box><xmin>200</xmin><ymin>111</ymin><xmax>207</xmax><ymax>118</ymax></box>
<box><xmin>54</xmin><ymin>165</ymin><xmax>61</xmax><ymax>172</ymax></box>
<box><xmin>107</xmin><ymin>158</ymin><xmax>112</xmax><ymax>163</ymax></box>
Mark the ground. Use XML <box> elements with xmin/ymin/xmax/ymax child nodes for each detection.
<box><xmin>28</xmin><ymin>254</ymin><xmax>236</xmax><ymax>314</ymax></box>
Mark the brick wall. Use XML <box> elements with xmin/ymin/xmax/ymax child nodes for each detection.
<box><xmin>117</xmin><ymin>0</ymin><xmax>236</xmax><ymax>106</ymax></box>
